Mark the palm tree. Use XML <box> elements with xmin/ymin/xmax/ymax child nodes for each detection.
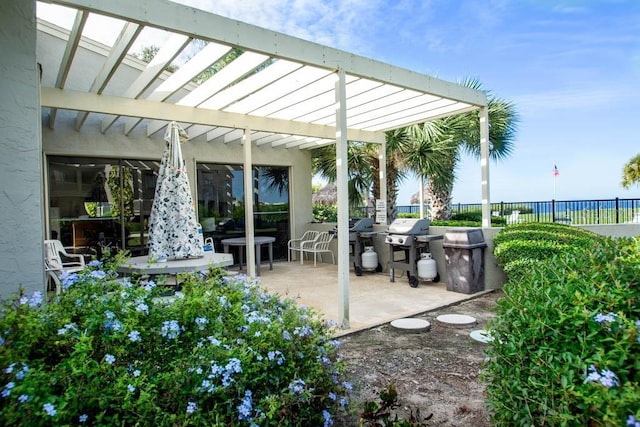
<box><xmin>312</xmin><ymin>141</ymin><xmax>378</xmax><ymax>208</ymax></box>
<box><xmin>414</xmin><ymin>77</ymin><xmax>518</xmax><ymax>219</ymax></box>
<box><xmin>311</xmin><ymin>78</ymin><xmax>517</xmax><ymax>221</ymax></box>
<box><xmin>621</xmin><ymin>154</ymin><xmax>640</xmax><ymax>189</ymax></box>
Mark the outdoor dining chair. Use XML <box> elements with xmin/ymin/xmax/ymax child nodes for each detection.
<box><xmin>287</xmin><ymin>230</ymin><xmax>320</xmax><ymax>262</ymax></box>
<box><xmin>299</xmin><ymin>231</ymin><xmax>335</xmax><ymax>267</ymax></box>
<box><xmin>44</xmin><ymin>239</ymin><xmax>86</xmax><ymax>294</ymax></box>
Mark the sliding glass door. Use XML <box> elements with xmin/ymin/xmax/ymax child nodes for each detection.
<box><xmin>196</xmin><ymin>163</ymin><xmax>290</xmax><ymax>260</ymax></box>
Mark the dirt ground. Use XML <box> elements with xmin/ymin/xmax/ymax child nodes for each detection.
<box><xmin>335</xmin><ymin>290</ymin><xmax>503</xmax><ymax>426</ymax></box>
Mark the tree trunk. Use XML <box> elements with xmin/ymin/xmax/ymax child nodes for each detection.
<box><xmin>426</xmin><ymin>178</ymin><xmax>453</xmax><ymax>220</ymax></box>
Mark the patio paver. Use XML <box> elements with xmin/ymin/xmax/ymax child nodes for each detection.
<box><xmin>228</xmin><ymin>260</ymin><xmax>494</xmax><ymax>336</ymax></box>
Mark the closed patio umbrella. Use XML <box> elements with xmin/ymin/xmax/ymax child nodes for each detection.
<box><xmin>147</xmin><ymin>122</ymin><xmax>204</xmax><ymax>260</ymax></box>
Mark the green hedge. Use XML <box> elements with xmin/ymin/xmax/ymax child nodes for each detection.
<box><xmin>485</xmin><ymin>225</ymin><xmax>640</xmax><ymax>425</ymax></box>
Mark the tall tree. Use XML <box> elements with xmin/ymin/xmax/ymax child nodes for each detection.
<box><xmin>621</xmin><ymin>154</ymin><xmax>640</xmax><ymax>189</ymax></box>
<box><xmin>311</xmin><ymin>78</ymin><xmax>517</xmax><ymax>221</ymax></box>
<box><xmin>416</xmin><ymin>78</ymin><xmax>518</xmax><ymax>219</ymax></box>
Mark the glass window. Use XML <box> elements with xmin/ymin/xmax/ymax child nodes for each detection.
<box><xmin>47</xmin><ymin>156</ymin><xmax>160</xmax><ymax>258</ymax></box>
<box><xmin>197</xmin><ymin>163</ymin><xmax>290</xmax><ymax>260</ymax></box>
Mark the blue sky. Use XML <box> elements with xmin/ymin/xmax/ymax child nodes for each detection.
<box><xmin>40</xmin><ymin>0</ymin><xmax>640</xmax><ymax>204</ymax></box>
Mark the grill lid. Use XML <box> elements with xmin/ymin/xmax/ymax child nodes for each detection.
<box><xmin>350</xmin><ymin>217</ymin><xmax>374</xmax><ymax>232</ymax></box>
<box><xmin>387</xmin><ymin>218</ymin><xmax>430</xmax><ymax>235</ymax></box>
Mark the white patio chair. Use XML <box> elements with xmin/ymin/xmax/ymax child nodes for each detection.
<box><xmin>44</xmin><ymin>240</ymin><xmax>86</xmax><ymax>294</ymax></box>
<box><xmin>287</xmin><ymin>230</ymin><xmax>320</xmax><ymax>262</ymax></box>
<box><xmin>506</xmin><ymin>210</ymin><xmax>522</xmax><ymax>224</ymax></box>
<box><xmin>300</xmin><ymin>231</ymin><xmax>335</xmax><ymax>267</ymax></box>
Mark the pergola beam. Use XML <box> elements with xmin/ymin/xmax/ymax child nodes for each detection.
<box><xmin>42</xmin><ymin>87</ymin><xmax>383</xmax><ymax>143</ymax></box>
<box><xmin>49</xmin><ymin>0</ymin><xmax>487</xmax><ymax>108</ymax></box>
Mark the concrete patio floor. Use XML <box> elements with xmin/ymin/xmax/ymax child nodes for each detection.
<box><xmin>226</xmin><ymin>260</ymin><xmax>493</xmax><ymax>337</ymax></box>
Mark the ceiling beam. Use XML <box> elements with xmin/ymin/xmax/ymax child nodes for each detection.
<box><xmin>49</xmin><ymin>0</ymin><xmax>487</xmax><ymax>107</ymax></box>
<box><xmin>75</xmin><ymin>22</ymin><xmax>142</xmax><ymax>131</ymax></box>
<box><xmin>100</xmin><ymin>33</ymin><xmax>192</xmax><ymax>133</ymax></box>
<box><xmin>41</xmin><ymin>87</ymin><xmax>382</xmax><ymax>143</ymax></box>
<box><xmin>49</xmin><ymin>9</ymin><xmax>87</xmax><ymax>129</ymax></box>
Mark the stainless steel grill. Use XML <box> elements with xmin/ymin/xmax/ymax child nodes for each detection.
<box><xmin>385</xmin><ymin>218</ymin><xmax>442</xmax><ymax>287</ymax></box>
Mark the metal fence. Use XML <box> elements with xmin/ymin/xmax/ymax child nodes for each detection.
<box><xmin>353</xmin><ymin>198</ymin><xmax>640</xmax><ymax>225</ymax></box>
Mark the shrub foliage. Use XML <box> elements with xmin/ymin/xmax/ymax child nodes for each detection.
<box><xmin>486</xmin><ymin>223</ymin><xmax>640</xmax><ymax>425</ymax></box>
<box><xmin>0</xmin><ymin>263</ymin><xmax>349</xmax><ymax>426</ymax></box>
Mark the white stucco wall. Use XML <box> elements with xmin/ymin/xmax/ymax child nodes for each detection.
<box><xmin>0</xmin><ymin>0</ymin><xmax>46</xmax><ymax>298</ymax></box>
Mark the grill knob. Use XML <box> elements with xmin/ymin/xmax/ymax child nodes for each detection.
<box><xmin>398</xmin><ymin>237</ymin><xmax>405</xmax><ymax>245</ymax></box>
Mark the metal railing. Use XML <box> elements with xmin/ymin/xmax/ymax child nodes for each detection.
<box><xmin>351</xmin><ymin>198</ymin><xmax>640</xmax><ymax>225</ymax></box>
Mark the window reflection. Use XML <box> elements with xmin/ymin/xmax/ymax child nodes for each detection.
<box><xmin>196</xmin><ymin>163</ymin><xmax>290</xmax><ymax>260</ymax></box>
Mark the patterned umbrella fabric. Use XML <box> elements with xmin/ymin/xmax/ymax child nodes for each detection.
<box><xmin>147</xmin><ymin>122</ymin><xmax>204</xmax><ymax>260</ymax></box>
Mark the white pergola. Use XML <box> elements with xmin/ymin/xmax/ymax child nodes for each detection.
<box><xmin>39</xmin><ymin>0</ymin><xmax>490</xmax><ymax>328</ymax></box>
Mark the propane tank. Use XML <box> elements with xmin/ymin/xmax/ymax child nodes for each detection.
<box><xmin>361</xmin><ymin>246</ymin><xmax>378</xmax><ymax>270</ymax></box>
<box><xmin>417</xmin><ymin>252</ymin><xmax>437</xmax><ymax>280</ymax></box>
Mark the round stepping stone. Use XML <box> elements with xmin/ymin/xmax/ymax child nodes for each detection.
<box><xmin>436</xmin><ymin>314</ymin><xmax>477</xmax><ymax>328</ymax></box>
<box><xmin>390</xmin><ymin>318</ymin><xmax>431</xmax><ymax>332</ymax></box>
<box><xmin>470</xmin><ymin>329</ymin><xmax>494</xmax><ymax>343</ymax></box>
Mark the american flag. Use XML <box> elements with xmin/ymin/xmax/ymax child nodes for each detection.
<box><xmin>553</xmin><ymin>164</ymin><xmax>559</xmax><ymax>176</ymax></box>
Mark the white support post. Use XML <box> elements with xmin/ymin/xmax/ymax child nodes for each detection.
<box><xmin>480</xmin><ymin>106</ymin><xmax>491</xmax><ymax>228</ymax></box>
<box><xmin>243</xmin><ymin>128</ymin><xmax>256</xmax><ymax>277</ymax></box>
<box><xmin>335</xmin><ymin>68</ymin><xmax>350</xmax><ymax>329</ymax></box>
<box><xmin>379</xmin><ymin>140</ymin><xmax>387</xmax><ymax>222</ymax></box>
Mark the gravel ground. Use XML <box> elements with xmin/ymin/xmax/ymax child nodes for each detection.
<box><xmin>335</xmin><ymin>290</ymin><xmax>503</xmax><ymax>426</ymax></box>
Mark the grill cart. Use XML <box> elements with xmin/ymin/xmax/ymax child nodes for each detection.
<box><xmin>333</xmin><ymin>218</ymin><xmax>383</xmax><ymax>276</ymax></box>
<box><xmin>385</xmin><ymin>218</ymin><xmax>443</xmax><ymax>287</ymax></box>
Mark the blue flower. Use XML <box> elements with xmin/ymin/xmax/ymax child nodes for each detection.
<box><xmin>627</xmin><ymin>415</ymin><xmax>640</xmax><ymax>426</ymax></box>
<box><xmin>288</xmin><ymin>378</ymin><xmax>306</xmax><ymax>394</ymax></box>
<box><xmin>207</xmin><ymin>336</ymin><xmax>221</xmax><ymax>346</ymax></box>
<box><xmin>127</xmin><ymin>384</ymin><xmax>136</xmax><ymax>392</ymax></box>
<box><xmin>594</xmin><ymin>312</ymin><xmax>617</xmax><ymax>324</ymax></box>
<box><xmin>43</xmin><ymin>402</ymin><xmax>57</xmax><ymax>416</ymax></box>
<box><xmin>133</xmin><ymin>369</ymin><xmax>141</xmax><ymax>377</ymax></box>
<box><xmin>2</xmin><ymin>382</ymin><xmax>15</xmax><ymax>398</ymax></box>
<box><xmin>160</xmin><ymin>320</ymin><xmax>181</xmax><ymax>340</ymax></box>
<box><xmin>143</xmin><ymin>280</ymin><xmax>156</xmax><ymax>291</ymax></box>
<box><xmin>195</xmin><ymin>317</ymin><xmax>209</xmax><ymax>330</ymax></box>
<box><xmin>5</xmin><ymin>363</ymin><xmax>15</xmax><ymax>374</ymax></box>
<box><xmin>0</xmin><ymin>336</ymin><xmax>4</xmax><ymax>346</ymax></box>
<box><xmin>294</xmin><ymin>325</ymin><xmax>313</xmax><ymax>337</ymax></box>
<box><xmin>328</xmin><ymin>392</ymin><xmax>337</xmax><ymax>401</ymax></box>
<box><xmin>79</xmin><ymin>414</ymin><xmax>89</xmax><ymax>423</ymax></box>
<box><xmin>584</xmin><ymin>365</ymin><xmax>618</xmax><ymax>387</ymax></box>
<box><xmin>342</xmin><ymin>381</ymin><xmax>353</xmax><ymax>391</ymax></box>
<box><xmin>128</xmin><ymin>330</ymin><xmax>141</xmax><ymax>342</ymax></box>
<box><xmin>61</xmin><ymin>272</ymin><xmax>79</xmax><ymax>289</ymax></box>
<box><xmin>88</xmin><ymin>260</ymin><xmax>102</xmax><ymax>267</ymax></box>
<box><xmin>135</xmin><ymin>302</ymin><xmax>149</xmax><ymax>314</ymax></box>
<box><xmin>20</xmin><ymin>291</ymin><xmax>44</xmax><ymax>307</ymax></box>
<box><xmin>89</xmin><ymin>270</ymin><xmax>106</xmax><ymax>279</ymax></box>
<box><xmin>186</xmin><ymin>401</ymin><xmax>198</xmax><ymax>414</ymax></box>
<box><xmin>105</xmin><ymin>354</ymin><xmax>116</xmax><ymax>365</ymax></box>
<box><xmin>282</xmin><ymin>330</ymin><xmax>292</xmax><ymax>340</ymax></box>
<box><xmin>18</xmin><ymin>394</ymin><xmax>29</xmax><ymax>403</ymax></box>
<box><xmin>237</xmin><ymin>390</ymin><xmax>253</xmax><ymax>421</ymax></box>
<box><xmin>58</xmin><ymin>323</ymin><xmax>77</xmax><ymax>335</ymax></box>
<box><xmin>322</xmin><ymin>409</ymin><xmax>334</xmax><ymax>427</ymax></box>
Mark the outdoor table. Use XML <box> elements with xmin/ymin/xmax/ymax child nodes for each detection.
<box><xmin>117</xmin><ymin>251</ymin><xmax>233</xmax><ymax>276</ymax></box>
<box><xmin>221</xmin><ymin>236</ymin><xmax>276</xmax><ymax>276</ymax></box>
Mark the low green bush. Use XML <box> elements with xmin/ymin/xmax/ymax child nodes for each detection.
<box><xmin>313</xmin><ymin>204</ymin><xmax>338</xmax><ymax>223</ymax></box>
<box><xmin>486</xmin><ymin>227</ymin><xmax>640</xmax><ymax>425</ymax></box>
<box><xmin>492</xmin><ymin>223</ymin><xmax>604</xmax><ymax>272</ymax></box>
<box><xmin>0</xmin><ymin>261</ymin><xmax>349</xmax><ymax>426</ymax></box>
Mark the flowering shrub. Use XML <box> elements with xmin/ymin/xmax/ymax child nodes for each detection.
<box><xmin>0</xmin><ymin>262</ymin><xmax>349</xmax><ymax>425</ymax></box>
<box><xmin>486</xmin><ymin>227</ymin><xmax>640</xmax><ymax>425</ymax></box>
